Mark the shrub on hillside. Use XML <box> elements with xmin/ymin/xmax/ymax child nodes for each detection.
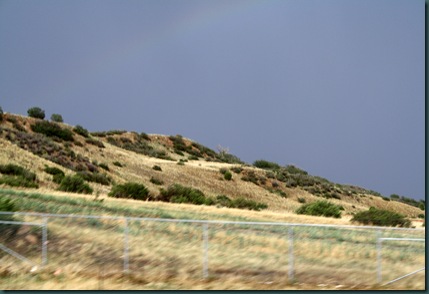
<box><xmin>0</xmin><ymin>197</ymin><xmax>20</xmax><ymax>239</ymax></box>
<box><xmin>73</xmin><ymin>125</ymin><xmax>89</xmax><ymax>138</ymax></box>
<box><xmin>253</xmin><ymin>160</ymin><xmax>281</xmax><ymax>170</ymax></box>
<box><xmin>76</xmin><ymin>171</ymin><xmax>111</xmax><ymax>186</ymax></box>
<box><xmin>44</xmin><ymin>166</ymin><xmax>65</xmax><ymax>183</ymax></box>
<box><xmin>50</xmin><ymin>113</ymin><xmax>63</xmax><ymax>123</ymax></box>
<box><xmin>0</xmin><ymin>175</ymin><xmax>39</xmax><ymax>188</ymax></box>
<box><xmin>58</xmin><ymin>175</ymin><xmax>93</xmax><ymax>194</ymax></box>
<box><xmin>158</xmin><ymin>184</ymin><xmax>210</xmax><ymax>205</ymax></box>
<box><xmin>98</xmin><ymin>163</ymin><xmax>109</xmax><ymax>171</ymax></box>
<box><xmin>108</xmin><ymin>182</ymin><xmax>149</xmax><ymax>200</ymax></box>
<box><xmin>31</xmin><ymin>120</ymin><xmax>74</xmax><ymax>141</ymax></box>
<box><xmin>150</xmin><ymin>176</ymin><xmax>164</xmax><ymax>185</ymax></box>
<box><xmin>113</xmin><ymin>161</ymin><xmax>123</xmax><ymax>167</ymax></box>
<box><xmin>27</xmin><ymin>107</ymin><xmax>45</xmax><ymax>119</ymax></box>
<box><xmin>0</xmin><ymin>106</ymin><xmax>3</xmax><ymax>122</ymax></box>
<box><xmin>296</xmin><ymin>200</ymin><xmax>342</xmax><ymax>218</ymax></box>
<box><xmin>230</xmin><ymin>197</ymin><xmax>268</xmax><ymax>211</ymax></box>
<box><xmin>0</xmin><ymin>164</ymin><xmax>37</xmax><ymax>181</ymax></box>
<box><xmin>223</xmin><ymin>170</ymin><xmax>232</xmax><ymax>181</ymax></box>
<box><xmin>85</xmin><ymin>137</ymin><xmax>105</xmax><ymax>148</ymax></box>
<box><xmin>351</xmin><ymin>207</ymin><xmax>411</xmax><ymax>227</ymax></box>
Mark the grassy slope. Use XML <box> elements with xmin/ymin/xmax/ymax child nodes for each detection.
<box><xmin>0</xmin><ymin>112</ymin><xmax>424</xmax><ymax>220</ymax></box>
<box><xmin>0</xmin><ymin>114</ymin><xmax>425</xmax><ymax>290</ymax></box>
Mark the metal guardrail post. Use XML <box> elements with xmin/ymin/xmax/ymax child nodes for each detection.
<box><xmin>123</xmin><ymin>217</ymin><xmax>129</xmax><ymax>273</ymax></box>
<box><xmin>42</xmin><ymin>216</ymin><xmax>48</xmax><ymax>266</ymax></box>
<box><xmin>376</xmin><ymin>230</ymin><xmax>382</xmax><ymax>283</ymax></box>
<box><xmin>288</xmin><ymin>226</ymin><xmax>294</xmax><ymax>282</ymax></box>
<box><xmin>202</xmin><ymin>223</ymin><xmax>209</xmax><ymax>279</ymax></box>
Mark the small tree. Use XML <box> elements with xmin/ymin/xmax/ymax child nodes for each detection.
<box><xmin>27</xmin><ymin>107</ymin><xmax>45</xmax><ymax>119</ymax></box>
<box><xmin>50</xmin><ymin>113</ymin><xmax>63</xmax><ymax>123</ymax></box>
<box><xmin>0</xmin><ymin>106</ymin><xmax>3</xmax><ymax>121</ymax></box>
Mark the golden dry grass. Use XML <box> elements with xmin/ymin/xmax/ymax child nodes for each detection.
<box><xmin>0</xmin><ymin>114</ymin><xmax>425</xmax><ymax>289</ymax></box>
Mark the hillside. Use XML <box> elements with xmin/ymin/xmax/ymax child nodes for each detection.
<box><xmin>0</xmin><ymin>111</ymin><xmax>425</xmax><ymax>223</ymax></box>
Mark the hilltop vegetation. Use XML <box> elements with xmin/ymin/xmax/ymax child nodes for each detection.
<box><xmin>0</xmin><ymin>106</ymin><xmax>424</xmax><ymax>227</ymax></box>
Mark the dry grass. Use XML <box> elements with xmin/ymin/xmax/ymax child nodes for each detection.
<box><xmin>0</xmin><ymin>114</ymin><xmax>425</xmax><ymax>289</ymax></box>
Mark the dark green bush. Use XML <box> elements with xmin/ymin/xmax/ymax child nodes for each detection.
<box><xmin>158</xmin><ymin>184</ymin><xmax>209</xmax><ymax>205</ymax></box>
<box><xmin>152</xmin><ymin>165</ymin><xmax>162</xmax><ymax>171</ymax></box>
<box><xmin>76</xmin><ymin>171</ymin><xmax>111</xmax><ymax>186</ymax></box>
<box><xmin>44</xmin><ymin>166</ymin><xmax>64</xmax><ymax>177</ymax></box>
<box><xmin>223</xmin><ymin>171</ymin><xmax>232</xmax><ymax>181</ymax></box>
<box><xmin>85</xmin><ymin>137</ymin><xmax>105</xmax><ymax>148</ymax></box>
<box><xmin>31</xmin><ymin>120</ymin><xmax>74</xmax><ymax>141</ymax></box>
<box><xmin>44</xmin><ymin>166</ymin><xmax>65</xmax><ymax>183</ymax></box>
<box><xmin>27</xmin><ymin>107</ymin><xmax>45</xmax><ymax>119</ymax></box>
<box><xmin>0</xmin><ymin>175</ymin><xmax>39</xmax><ymax>188</ymax></box>
<box><xmin>113</xmin><ymin>161</ymin><xmax>123</xmax><ymax>167</ymax></box>
<box><xmin>296</xmin><ymin>200</ymin><xmax>342</xmax><ymax>218</ymax></box>
<box><xmin>0</xmin><ymin>106</ymin><xmax>3</xmax><ymax>122</ymax></box>
<box><xmin>150</xmin><ymin>176</ymin><xmax>164</xmax><ymax>185</ymax></box>
<box><xmin>241</xmin><ymin>170</ymin><xmax>259</xmax><ymax>185</ymax></box>
<box><xmin>58</xmin><ymin>175</ymin><xmax>93</xmax><ymax>194</ymax></box>
<box><xmin>215</xmin><ymin>195</ymin><xmax>233</xmax><ymax>207</ymax></box>
<box><xmin>298</xmin><ymin>197</ymin><xmax>306</xmax><ymax>203</ymax></box>
<box><xmin>253</xmin><ymin>160</ymin><xmax>281</xmax><ymax>170</ymax></box>
<box><xmin>98</xmin><ymin>163</ymin><xmax>109</xmax><ymax>171</ymax></box>
<box><xmin>109</xmin><ymin>182</ymin><xmax>149</xmax><ymax>200</ymax></box>
<box><xmin>0</xmin><ymin>164</ymin><xmax>37</xmax><ymax>181</ymax></box>
<box><xmin>50</xmin><ymin>113</ymin><xmax>63</xmax><ymax>123</ymax></box>
<box><xmin>230</xmin><ymin>166</ymin><xmax>243</xmax><ymax>174</ymax></box>
<box><xmin>0</xmin><ymin>197</ymin><xmax>20</xmax><ymax>239</ymax></box>
<box><xmin>73</xmin><ymin>125</ymin><xmax>89</xmax><ymax>138</ymax></box>
<box><xmin>229</xmin><ymin>197</ymin><xmax>268</xmax><ymax>211</ymax></box>
<box><xmin>351</xmin><ymin>207</ymin><xmax>411</xmax><ymax>227</ymax></box>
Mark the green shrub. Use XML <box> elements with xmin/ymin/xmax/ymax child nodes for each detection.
<box><xmin>296</xmin><ymin>200</ymin><xmax>342</xmax><ymax>218</ymax></box>
<box><xmin>50</xmin><ymin>113</ymin><xmax>63</xmax><ymax>123</ymax></box>
<box><xmin>85</xmin><ymin>137</ymin><xmax>105</xmax><ymax>148</ymax></box>
<box><xmin>253</xmin><ymin>160</ymin><xmax>281</xmax><ymax>170</ymax></box>
<box><xmin>231</xmin><ymin>166</ymin><xmax>243</xmax><ymax>174</ymax></box>
<box><xmin>44</xmin><ymin>166</ymin><xmax>65</xmax><ymax>183</ymax></box>
<box><xmin>109</xmin><ymin>182</ymin><xmax>149</xmax><ymax>200</ymax></box>
<box><xmin>44</xmin><ymin>166</ymin><xmax>64</xmax><ymax>176</ymax></box>
<box><xmin>351</xmin><ymin>207</ymin><xmax>411</xmax><ymax>227</ymax></box>
<box><xmin>150</xmin><ymin>176</ymin><xmax>164</xmax><ymax>185</ymax></box>
<box><xmin>230</xmin><ymin>197</ymin><xmax>268</xmax><ymax>211</ymax></box>
<box><xmin>0</xmin><ymin>175</ymin><xmax>39</xmax><ymax>188</ymax></box>
<box><xmin>98</xmin><ymin>163</ymin><xmax>109</xmax><ymax>171</ymax></box>
<box><xmin>52</xmin><ymin>173</ymin><xmax>65</xmax><ymax>184</ymax></box>
<box><xmin>418</xmin><ymin>214</ymin><xmax>425</xmax><ymax>219</ymax></box>
<box><xmin>113</xmin><ymin>161</ymin><xmax>123</xmax><ymax>168</ymax></box>
<box><xmin>58</xmin><ymin>175</ymin><xmax>93</xmax><ymax>194</ymax></box>
<box><xmin>152</xmin><ymin>165</ymin><xmax>162</xmax><ymax>171</ymax></box>
<box><xmin>76</xmin><ymin>171</ymin><xmax>111</xmax><ymax>186</ymax></box>
<box><xmin>0</xmin><ymin>197</ymin><xmax>20</xmax><ymax>239</ymax></box>
<box><xmin>0</xmin><ymin>164</ymin><xmax>37</xmax><ymax>181</ymax></box>
<box><xmin>298</xmin><ymin>197</ymin><xmax>306</xmax><ymax>203</ymax></box>
<box><xmin>31</xmin><ymin>120</ymin><xmax>74</xmax><ymax>141</ymax></box>
<box><xmin>158</xmin><ymin>184</ymin><xmax>209</xmax><ymax>205</ymax></box>
<box><xmin>27</xmin><ymin>107</ymin><xmax>45</xmax><ymax>119</ymax></box>
<box><xmin>73</xmin><ymin>125</ymin><xmax>89</xmax><ymax>138</ymax></box>
<box><xmin>219</xmin><ymin>168</ymin><xmax>228</xmax><ymax>175</ymax></box>
<box><xmin>223</xmin><ymin>171</ymin><xmax>232</xmax><ymax>181</ymax></box>
<box><xmin>0</xmin><ymin>106</ymin><xmax>3</xmax><ymax>122</ymax></box>
<box><xmin>215</xmin><ymin>195</ymin><xmax>233</xmax><ymax>207</ymax></box>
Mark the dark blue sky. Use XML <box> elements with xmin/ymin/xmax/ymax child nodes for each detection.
<box><xmin>0</xmin><ymin>0</ymin><xmax>424</xmax><ymax>200</ymax></box>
